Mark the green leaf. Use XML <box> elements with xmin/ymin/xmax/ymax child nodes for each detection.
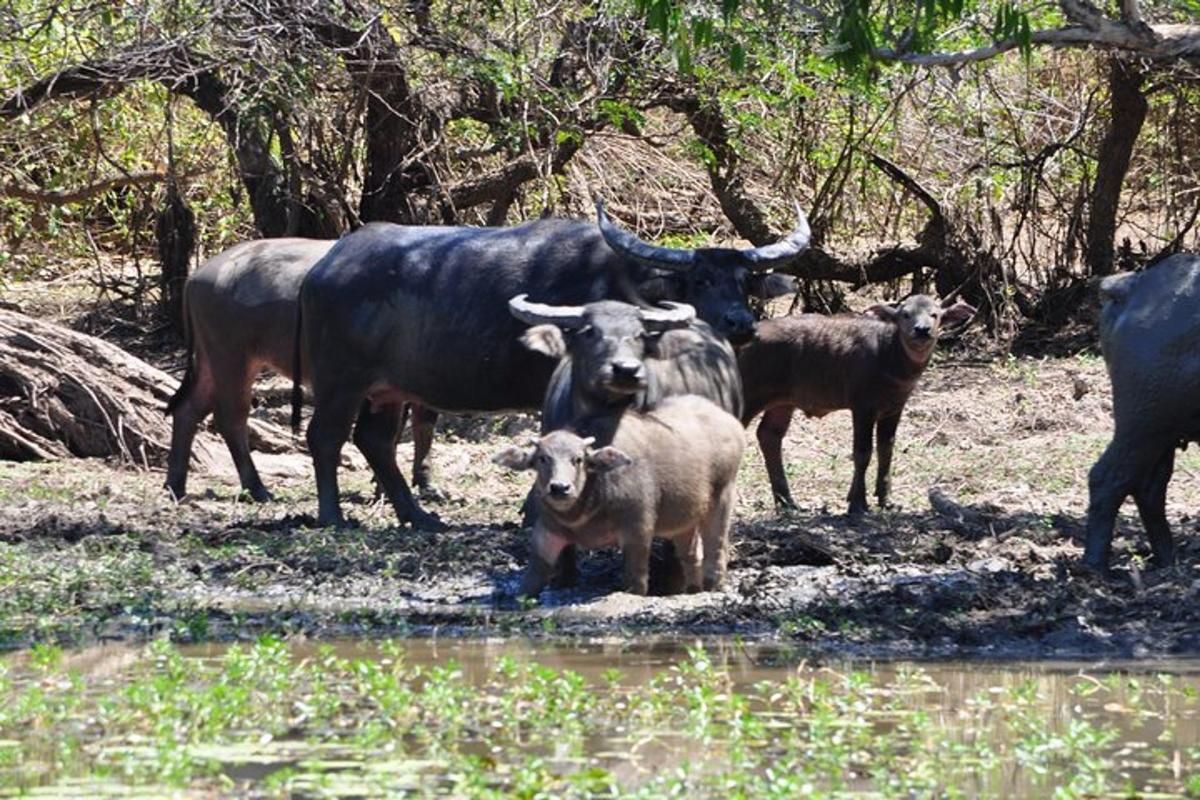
<box><xmin>730</xmin><ymin>41</ymin><xmax>746</xmax><ymax>71</ymax></box>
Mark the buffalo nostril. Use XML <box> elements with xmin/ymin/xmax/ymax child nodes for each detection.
<box><xmin>548</xmin><ymin>482</ymin><xmax>571</xmax><ymax>497</ymax></box>
<box><xmin>611</xmin><ymin>360</ymin><xmax>643</xmax><ymax>379</ymax></box>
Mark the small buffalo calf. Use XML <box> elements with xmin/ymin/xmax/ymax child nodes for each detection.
<box><xmin>739</xmin><ymin>294</ymin><xmax>975</xmax><ymax>516</ymax></box>
<box><xmin>494</xmin><ymin>395</ymin><xmax>744</xmax><ymax>598</ymax></box>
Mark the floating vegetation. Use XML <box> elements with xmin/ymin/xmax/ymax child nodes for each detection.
<box><xmin>1</xmin><ymin>638</ymin><xmax>1198</xmax><ymax>797</ymax></box>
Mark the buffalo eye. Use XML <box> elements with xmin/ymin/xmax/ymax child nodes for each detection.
<box><xmin>571</xmin><ymin>456</ymin><xmax>582</xmax><ymax>466</ymax></box>
<box><xmin>538</xmin><ymin>454</ymin><xmax>550</xmax><ymax>465</ymax></box>
<box><xmin>581</xmin><ymin>326</ymin><xmax>598</xmax><ymax>339</ymax></box>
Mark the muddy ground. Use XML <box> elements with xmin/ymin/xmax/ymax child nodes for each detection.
<box><xmin>2</xmin><ymin>346</ymin><xmax>1199</xmax><ymax>659</ymax></box>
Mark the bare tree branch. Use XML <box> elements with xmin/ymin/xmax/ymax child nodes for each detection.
<box><xmin>0</xmin><ymin>169</ymin><xmax>206</xmax><ymax>204</ymax></box>
<box><xmin>874</xmin><ymin>2</ymin><xmax>1200</xmax><ymax>68</ymax></box>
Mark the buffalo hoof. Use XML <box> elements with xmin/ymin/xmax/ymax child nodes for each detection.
<box><xmin>1076</xmin><ymin>555</ymin><xmax>1112</xmax><ymax>580</ymax></box>
<box><xmin>245</xmin><ymin>487</ymin><xmax>274</xmax><ymax>504</ymax></box>
<box><xmin>315</xmin><ymin>511</ymin><xmax>348</xmax><ymax>529</ymax></box>
<box><xmin>418</xmin><ymin>484</ymin><xmax>450</xmax><ymax>503</ymax></box>
<box><xmin>846</xmin><ymin>503</ymin><xmax>868</xmax><ymax>519</ymax></box>
<box><xmin>772</xmin><ymin>493</ymin><xmax>797</xmax><ymax>511</ymax></box>
<box><xmin>406</xmin><ymin>507</ymin><xmax>448</xmax><ymax>532</ymax></box>
<box><xmin>1150</xmin><ymin>547</ymin><xmax>1176</xmax><ymax>570</ymax></box>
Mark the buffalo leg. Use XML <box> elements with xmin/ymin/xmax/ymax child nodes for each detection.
<box><xmin>847</xmin><ymin>408</ymin><xmax>875</xmax><ymax>517</ymax></box>
<box><xmin>620</xmin><ymin>523</ymin><xmax>654</xmax><ymax>596</ymax></box>
<box><xmin>1133</xmin><ymin>447</ymin><xmax>1176</xmax><ymax>568</ymax></box>
<box><xmin>212</xmin><ymin>361</ymin><xmax>271</xmax><ymax>503</ymax></box>
<box><xmin>700</xmin><ymin>483</ymin><xmax>735</xmax><ymax>590</ymax></box>
<box><xmin>410</xmin><ymin>404</ymin><xmax>440</xmax><ymax>495</ymax></box>
<box><xmin>165</xmin><ymin>362</ymin><xmax>215</xmax><ymax>500</ymax></box>
<box><xmin>874</xmin><ymin>412</ymin><xmax>903</xmax><ymax>509</ymax></box>
<box><xmin>654</xmin><ymin>540</ymin><xmax>687</xmax><ymax>595</ymax></box>
<box><xmin>353</xmin><ymin>405</ymin><xmax>446</xmax><ymax>532</ymax></box>
<box><xmin>1084</xmin><ymin>434</ymin><xmax>1169</xmax><ymax>572</ymax></box>
<box><xmin>520</xmin><ymin>525</ymin><xmax>569</xmax><ymax>599</ymax></box>
<box><xmin>757</xmin><ymin>406</ymin><xmax>797</xmax><ymax>509</ymax></box>
<box><xmin>372</xmin><ymin>403</ymin><xmax>410</xmax><ymax>502</ymax></box>
<box><xmin>672</xmin><ymin>529</ymin><xmax>703</xmax><ymax>594</ymax></box>
<box><xmin>549</xmin><ymin>544</ymin><xmax>579</xmax><ymax>589</ymax></box>
<box><xmin>306</xmin><ymin>388</ymin><xmax>362</xmax><ymax>527</ymax></box>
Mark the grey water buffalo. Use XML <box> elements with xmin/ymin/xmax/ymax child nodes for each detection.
<box><xmin>163</xmin><ymin>238</ymin><xmax>438</xmax><ymax>502</ymax></box>
<box><xmin>493</xmin><ymin>395</ymin><xmax>745</xmax><ymax>597</ymax></box>
<box><xmin>293</xmin><ymin>200</ymin><xmax>810</xmax><ymax>529</ymax></box>
<box><xmin>1084</xmin><ymin>254</ymin><xmax>1200</xmax><ymax>572</ymax></box>
<box><xmin>507</xmin><ymin>295</ymin><xmax>743</xmax><ymax>431</ymax></box>
<box><xmin>739</xmin><ymin>294</ymin><xmax>975</xmax><ymax>515</ymax></box>
<box><xmin>165</xmin><ymin>238</ymin><xmax>335</xmax><ymax>502</ymax></box>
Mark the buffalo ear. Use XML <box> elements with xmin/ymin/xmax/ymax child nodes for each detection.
<box><xmin>751</xmin><ymin>273</ymin><xmax>797</xmax><ymax>300</ymax></box>
<box><xmin>493</xmin><ymin>446</ymin><xmax>534</xmax><ymax>471</ymax></box>
<box><xmin>864</xmin><ymin>303</ymin><xmax>899</xmax><ymax>323</ymax></box>
<box><xmin>586</xmin><ymin>446</ymin><xmax>633</xmax><ymax>473</ymax></box>
<box><xmin>521</xmin><ymin>325</ymin><xmax>567</xmax><ymax>358</ymax></box>
<box><xmin>940</xmin><ymin>300</ymin><xmax>977</xmax><ymax>328</ymax></box>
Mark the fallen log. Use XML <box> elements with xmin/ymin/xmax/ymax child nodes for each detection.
<box><xmin>0</xmin><ymin>309</ymin><xmax>292</xmax><ymax>468</ymax></box>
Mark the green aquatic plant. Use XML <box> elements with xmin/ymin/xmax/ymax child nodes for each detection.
<box><xmin>0</xmin><ymin>639</ymin><xmax>1198</xmax><ymax>797</ymax></box>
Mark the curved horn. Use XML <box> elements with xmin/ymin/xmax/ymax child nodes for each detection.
<box><xmin>508</xmin><ymin>294</ymin><xmax>587</xmax><ymax>328</ymax></box>
<box><xmin>639</xmin><ymin>301</ymin><xmax>696</xmax><ymax>331</ymax></box>
<box><xmin>739</xmin><ymin>201</ymin><xmax>812</xmax><ymax>271</ymax></box>
<box><xmin>596</xmin><ymin>197</ymin><xmax>696</xmax><ymax>273</ymax></box>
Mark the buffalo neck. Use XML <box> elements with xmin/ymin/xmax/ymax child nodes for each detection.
<box><xmin>883</xmin><ymin>327</ymin><xmax>933</xmax><ymax>388</ymax></box>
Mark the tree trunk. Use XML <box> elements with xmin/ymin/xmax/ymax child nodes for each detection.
<box><xmin>1085</xmin><ymin>58</ymin><xmax>1148</xmax><ymax>277</ymax></box>
<box><xmin>155</xmin><ymin>181</ymin><xmax>195</xmax><ymax>335</ymax></box>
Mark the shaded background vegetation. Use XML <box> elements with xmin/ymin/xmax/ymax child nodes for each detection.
<box><xmin>0</xmin><ymin>0</ymin><xmax>1197</xmax><ymax>342</ymax></box>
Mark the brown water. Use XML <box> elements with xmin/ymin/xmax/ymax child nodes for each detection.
<box><xmin>8</xmin><ymin>637</ymin><xmax>1200</xmax><ymax>797</ymax></box>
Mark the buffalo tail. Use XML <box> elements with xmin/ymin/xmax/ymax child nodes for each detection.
<box><xmin>164</xmin><ymin>287</ymin><xmax>194</xmax><ymax>416</ymax></box>
<box><xmin>291</xmin><ymin>296</ymin><xmax>304</xmax><ymax>433</ymax></box>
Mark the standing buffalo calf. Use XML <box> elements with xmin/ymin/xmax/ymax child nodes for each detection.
<box><xmin>739</xmin><ymin>294</ymin><xmax>975</xmax><ymax>515</ymax></box>
<box><xmin>494</xmin><ymin>395</ymin><xmax>744</xmax><ymax>598</ymax></box>
<box><xmin>1085</xmin><ymin>254</ymin><xmax>1200</xmax><ymax>573</ymax></box>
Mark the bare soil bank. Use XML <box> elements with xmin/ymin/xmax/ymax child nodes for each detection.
<box><xmin>2</xmin><ymin>354</ymin><xmax>1198</xmax><ymax>658</ymax></box>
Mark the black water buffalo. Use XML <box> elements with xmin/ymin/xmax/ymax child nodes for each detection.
<box><xmin>293</xmin><ymin>200</ymin><xmax>810</xmax><ymax>528</ymax></box>
<box><xmin>1084</xmin><ymin>254</ymin><xmax>1200</xmax><ymax>572</ymax></box>
<box><xmin>507</xmin><ymin>295</ymin><xmax>743</xmax><ymax>432</ymax></box>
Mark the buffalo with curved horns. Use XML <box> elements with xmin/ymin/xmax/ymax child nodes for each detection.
<box><xmin>293</xmin><ymin>199</ymin><xmax>810</xmax><ymax>529</ymax></box>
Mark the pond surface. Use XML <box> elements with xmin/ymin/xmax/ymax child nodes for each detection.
<box><xmin>3</xmin><ymin>637</ymin><xmax>1199</xmax><ymax>797</ymax></box>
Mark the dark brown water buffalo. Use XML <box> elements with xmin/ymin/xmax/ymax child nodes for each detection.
<box><xmin>494</xmin><ymin>395</ymin><xmax>745</xmax><ymax>597</ymax></box>
<box><xmin>739</xmin><ymin>294</ymin><xmax>975</xmax><ymax>515</ymax></box>
<box><xmin>1084</xmin><ymin>254</ymin><xmax>1200</xmax><ymax>573</ymax></box>
<box><xmin>164</xmin><ymin>238</ymin><xmax>438</xmax><ymax>502</ymax></box>
<box><xmin>293</xmin><ymin>201</ymin><xmax>810</xmax><ymax>529</ymax></box>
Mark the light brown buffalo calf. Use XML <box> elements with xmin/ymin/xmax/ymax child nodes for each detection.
<box><xmin>495</xmin><ymin>395</ymin><xmax>744</xmax><ymax>598</ymax></box>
